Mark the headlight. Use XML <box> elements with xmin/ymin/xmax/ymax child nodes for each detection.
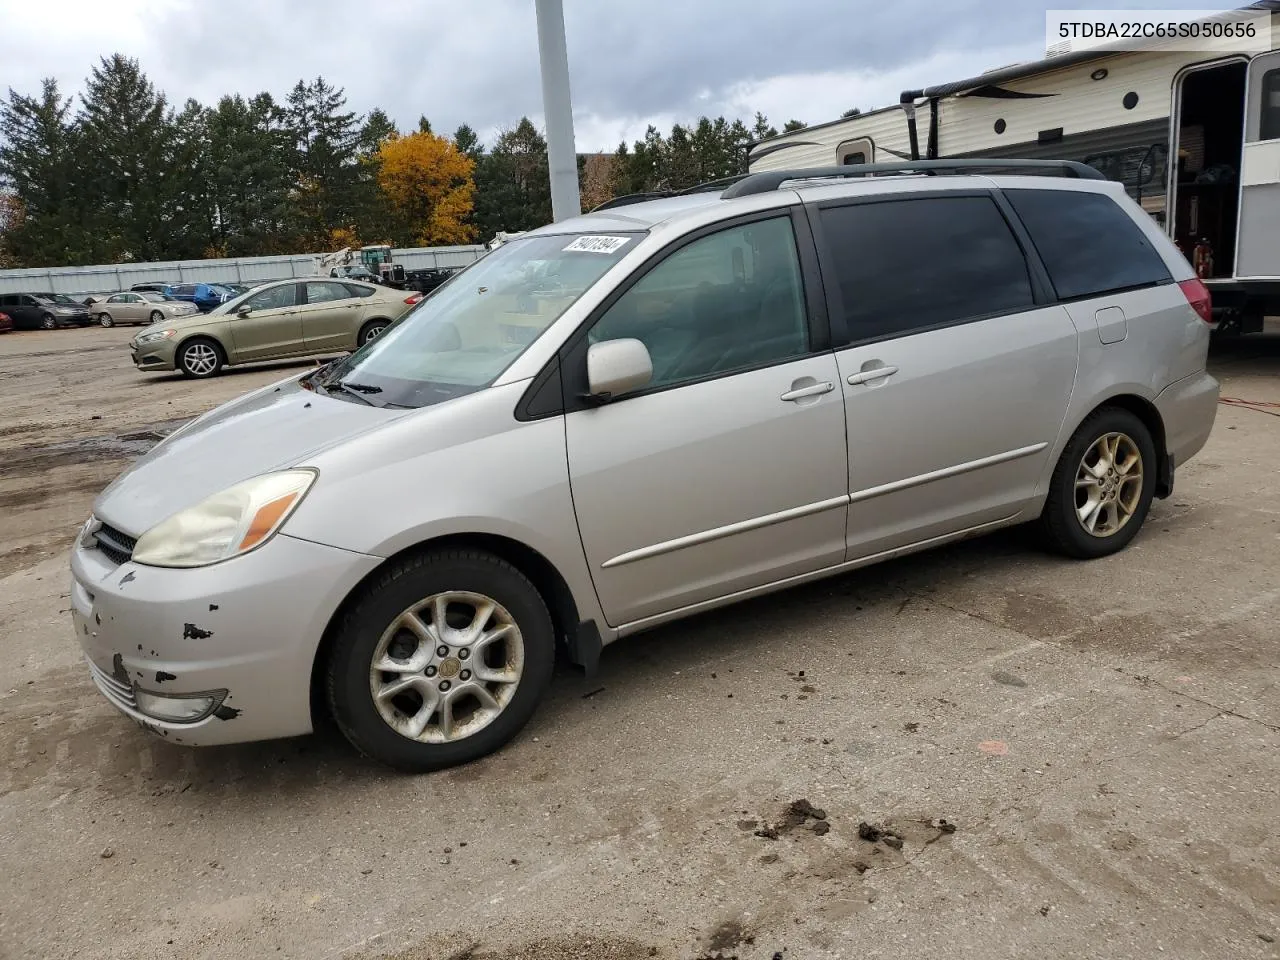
<box><xmin>136</xmin><ymin>329</ymin><xmax>176</xmax><ymax>344</ymax></box>
<box><xmin>132</xmin><ymin>469</ymin><xmax>317</xmax><ymax>568</ymax></box>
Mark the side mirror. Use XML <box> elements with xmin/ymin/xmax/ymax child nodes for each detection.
<box><xmin>235</xmin><ymin>304</ymin><xmax>252</xmax><ymax>317</ymax></box>
<box><xmin>586</xmin><ymin>338</ymin><xmax>653</xmax><ymax>401</ymax></box>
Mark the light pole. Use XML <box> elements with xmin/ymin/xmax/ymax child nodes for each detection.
<box><xmin>534</xmin><ymin>0</ymin><xmax>581</xmax><ymax>222</ymax></box>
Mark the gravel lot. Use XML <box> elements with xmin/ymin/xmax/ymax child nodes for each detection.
<box><xmin>1</xmin><ymin>325</ymin><xmax>1278</xmax><ymax>960</ymax></box>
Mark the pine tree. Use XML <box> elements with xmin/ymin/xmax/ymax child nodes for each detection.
<box><xmin>0</xmin><ymin>78</ymin><xmax>85</xmax><ymax>265</ymax></box>
<box><xmin>285</xmin><ymin>77</ymin><xmax>360</xmax><ymax>247</ymax></box>
<box><xmin>77</xmin><ymin>54</ymin><xmax>172</xmax><ymax>262</ymax></box>
<box><xmin>473</xmin><ymin>117</ymin><xmax>551</xmax><ymax>238</ymax></box>
<box><xmin>207</xmin><ymin>93</ymin><xmax>292</xmax><ymax>255</ymax></box>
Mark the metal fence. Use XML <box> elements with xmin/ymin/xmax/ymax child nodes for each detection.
<box><xmin>0</xmin><ymin>245</ymin><xmax>486</xmax><ymax>296</ymax></box>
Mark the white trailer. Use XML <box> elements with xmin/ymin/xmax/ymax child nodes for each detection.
<box><xmin>749</xmin><ymin>6</ymin><xmax>1280</xmax><ymax>331</ymax></box>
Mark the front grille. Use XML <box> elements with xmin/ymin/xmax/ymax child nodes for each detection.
<box><xmin>94</xmin><ymin>524</ymin><xmax>136</xmax><ymax>566</ymax></box>
<box><xmin>87</xmin><ymin>656</ymin><xmax>137</xmax><ymax>711</ymax></box>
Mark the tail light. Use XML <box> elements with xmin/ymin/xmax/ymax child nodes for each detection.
<box><xmin>1178</xmin><ymin>278</ymin><xmax>1213</xmax><ymax>324</ymax></box>
<box><xmin>403</xmin><ymin>293</ymin><xmax>423</xmax><ymax>305</ymax></box>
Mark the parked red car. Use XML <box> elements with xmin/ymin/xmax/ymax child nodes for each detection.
<box><xmin>0</xmin><ymin>311</ymin><xmax>13</xmax><ymax>334</ymax></box>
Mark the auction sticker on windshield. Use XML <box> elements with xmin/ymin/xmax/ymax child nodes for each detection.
<box><xmin>563</xmin><ymin>235</ymin><xmax>631</xmax><ymax>254</ymax></box>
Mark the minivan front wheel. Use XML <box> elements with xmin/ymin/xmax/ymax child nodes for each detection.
<box><xmin>327</xmin><ymin>549</ymin><xmax>555</xmax><ymax>772</ymax></box>
<box><xmin>1041</xmin><ymin>407</ymin><xmax>1157</xmax><ymax>559</ymax></box>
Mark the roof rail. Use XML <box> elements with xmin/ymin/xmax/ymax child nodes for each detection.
<box><xmin>590</xmin><ymin>191</ymin><xmax>674</xmax><ymax>212</ymax></box>
<box><xmin>720</xmin><ymin>159</ymin><xmax>1105</xmax><ymax>199</ymax></box>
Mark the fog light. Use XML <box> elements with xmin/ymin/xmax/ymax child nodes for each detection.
<box><xmin>134</xmin><ymin>688</ymin><xmax>226</xmax><ymax>723</ymax></box>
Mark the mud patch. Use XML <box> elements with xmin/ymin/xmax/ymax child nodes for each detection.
<box><xmin>375</xmin><ymin>934</ymin><xmax>661</xmax><ymax>960</ymax></box>
<box><xmin>753</xmin><ymin>798</ymin><xmax>830</xmax><ymax>840</ymax></box>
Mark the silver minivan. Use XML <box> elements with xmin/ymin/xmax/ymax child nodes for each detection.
<box><xmin>71</xmin><ymin>162</ymin><xmax>1219</xmax><ymax>771</ymax></box>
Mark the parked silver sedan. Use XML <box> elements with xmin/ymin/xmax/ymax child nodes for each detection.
<box><xmin>94</xmin><ymin>291</ymin><xmax>199</xmax><ymax>327</ymax></box>
<box><xmin>71</xmin><ymin>163</ymin><xmax>1218</xmax><ymax>773</ymax></box>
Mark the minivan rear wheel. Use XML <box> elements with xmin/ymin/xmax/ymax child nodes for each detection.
<box><xmin>1040</xmin><ymin>407</ymin><xmax>1157</xmax><ymax>559</ymax></box>
<box><xmin>326</xmin><ymin>549</ymin><xmax>555</xmax><ymax>772</ymax></box>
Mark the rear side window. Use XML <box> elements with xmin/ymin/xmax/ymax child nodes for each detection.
<box><xmin>1005</xmin><ymin>189</ymin><xmax>1171</xmax><ymax>300</ymax></box>
<box><xmin>343</xmin><ymin>283</ymin><xmax>377</xmax><ymax>298</ymax></box>
<box><xmin>818</xmin><ymin>195</ymin><xmax>1034</xmax><ymax>341</ymax></box>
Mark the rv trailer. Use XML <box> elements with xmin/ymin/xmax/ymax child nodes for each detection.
<box><xmin>749</xmin><ymin>5</ymin><xmax>1280</xmax><ymax>332</ymax></box>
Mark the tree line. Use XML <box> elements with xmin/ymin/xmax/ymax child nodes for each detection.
<box><xmin>0</xmin><ymin>55</ymin><xmax>810</xmax><ymax>270</ymax></box>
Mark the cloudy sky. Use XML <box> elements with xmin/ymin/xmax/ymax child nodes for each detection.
<box><xmin>0</xmin><ymin>0</ymin><xmax>1226</xmax><ymax>150</ymax></box>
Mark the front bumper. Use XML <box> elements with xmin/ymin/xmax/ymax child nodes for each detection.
<box><xmin>71</xmin><ymin>531</ymin><xmax>381</xmax><ymax>746</ymax></box>
<box><xmin>131</xmin><ymin>339</ymin><xmax>178</xmax><ymax>370</ymax></box>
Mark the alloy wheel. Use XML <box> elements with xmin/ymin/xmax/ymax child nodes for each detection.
<box><xmin>182</xmin><ymin>342</ymin><xmax>219</xmax><ymax>376</ymax></box>
<box><xmin>98</xmin><ymin>314</ymin><xmax>113</xmax><ymax>327</ymax></box>
<box><xmin>368</xmin><ymin>591</ymin><xmax>524</xmax><ymax>744</ymax></box>
<box><xmin>1074</xmin><ymin>432</ymin><xmax>1143</xmax><ymax>537</ymax></box>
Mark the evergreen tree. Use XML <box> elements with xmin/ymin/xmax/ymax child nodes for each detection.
<box><xmin>473</xmin><ymin>117</ymin><xmax>551</xmax><ymax>238</ymax></box>
<box><xmin>0</xmin><ymin>78</ymin><xmax>85</xmax><ymax>265</ymax></box>
<box><xmin>163</xmin><ymin>98</ymin><xmax>216</xmax><ymax>258</ymax></box>
<box><xmin>77</xmin><ymin>54</ymin><xmax>172</xmax><ymax>262</ymax></box>
<box><xmin>453</xmin><ymin>123</ymin><xmax>482</xmax><ymax>160</ymax></box>
<box><xmin>207</xmin><ymin>93</ymin><xmax>292</xmax><ymax>255</ymax></box>
<box><xmin>285</xmin><ymin>77</ymin><xmax>360</xmax><ymax>247</ymax></box>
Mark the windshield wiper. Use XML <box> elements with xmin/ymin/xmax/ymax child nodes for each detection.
<box><xmin>321</xmin><ymin>380</ymin><xmax>385</xmax><ymax>407</ymax></box>
<box><xmin>339</xmin><ymin>381</ymin><xmax>383</xmax><ymax>394</ymax></box>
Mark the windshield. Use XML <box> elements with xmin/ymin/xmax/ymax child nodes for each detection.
<box><xmin>318</xmin><ymin>231</ymin><xmax>642</xmax><ymax>408</ymax></box>
<box><xmin>41</xmin><ymin>294</ymin><xmax>77</xmax><ymax>304</ymax></box>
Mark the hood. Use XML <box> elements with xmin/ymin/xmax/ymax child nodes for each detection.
<box><xmin>94</xmin><ymin>376</ymin><xmax>408</xmax><ymax>536</ymax></box>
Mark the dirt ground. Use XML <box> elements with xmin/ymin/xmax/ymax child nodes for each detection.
<box><xmin>1</xmin><ymin>325</ymin><xmax>1278</xmax><ymax>960</ymax></box>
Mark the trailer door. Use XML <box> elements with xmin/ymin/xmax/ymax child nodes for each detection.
<box><xmin>1238</xmin><ymin>51</ymin><xmax>1280</xmax><ymax>277</ymax></box>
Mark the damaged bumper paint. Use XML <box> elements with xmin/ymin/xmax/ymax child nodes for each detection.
<box><xmin>71</xmin><ymin>531</ymin><xmax>381</xmax><ymax>747</ymax></box>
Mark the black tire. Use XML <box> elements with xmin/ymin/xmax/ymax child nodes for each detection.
<box><xmin>98</xmin><ymin>313</ymin><xmax>114</xmax><ymax>327</ymax></box>
<box><xmin>358</xmin><ymin>319</ymin><xmax>389</xmax><ymax>346</ymax></box>
<box><xmin>40</xmin><ymin>313</ymin><xmax>56</xmax><ymax>330</ymax></box>
<box><xmin>1040</xmin><ymin>407</ymin><xmax>1157</xmax><ymax>559</ymax></box>
<box><xmin>177</xmin><ymin>337</ymin><xmax>225</xmax><ymax>378</ymax></box>
<box><xmin>326</xmin><ymin>549</ymin><xmax>555</xmax><ymax>772</ymax></box>
<box><xmin>149</xmin><ymin>310</ymin><xmax>163</xmax><ymax>324</ymax></box>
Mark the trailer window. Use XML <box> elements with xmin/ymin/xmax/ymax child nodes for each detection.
<box><xmin>1262</xmin><ymin>69</ymin><xmax>1280</xmax><ymax>141</ymax></box>
<box><xmin>1005</xmin><ymin>189</ymin><xmax>1171</xmax><ymax>301</ymax></box>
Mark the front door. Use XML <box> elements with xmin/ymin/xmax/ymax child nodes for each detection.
<box><xmin>810</xmin><ymin>192</ymin><xmax>1078</xmax><ymax>559</ymax></box>
<box><xmin>122</xmin><ymin>294</ymin><xmax>146</xmax><ymax>323</ymax></box>
<box><xmin>1238</xmin><ymin>50</ymin><xmax>1280</xmax><ymax>277</ymax></box>
<box><xmin>564</xmin><ymin>212</ymin><xmax>849</xmax><ymax>628</ymax></box>
<box><xmin>300</xmin><ymin>281</ymin><xmax>364</xmax><ymax>352</ymax></box>
<box><xmin>228</xmin><ymin>282</ymin><xmax>304</xmax><ymax>361</ymax></box>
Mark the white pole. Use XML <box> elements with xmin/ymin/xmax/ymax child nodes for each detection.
<box><xmin>534</xmin><ymin>0</ymin><xmax>581</xmax><ymax>222</ymax></box>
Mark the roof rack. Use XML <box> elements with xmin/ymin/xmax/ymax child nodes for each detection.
<box><xmin>720</xmin><ymin>159</ymin><xmax>1105</xmax><ymax>199</ymax></box>
<box><xmin>590</xmin><ymin>191</ymin><xmax>674</xmax><ymax>212</ymax></box>
<box><xmin>590</xmin><ymin>175</ymin><xmax>752</xmax><ymax>213</ymax></box>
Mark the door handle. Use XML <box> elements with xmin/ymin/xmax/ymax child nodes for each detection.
<box><xmin>847</xmin><ymin>364</ymin><xmax>898</xmax><ymax>386</ymax></box>
<box><xmin>779</xmin><ymin>381</ymin><xmax>834</xmax><ymax>402</ymax></box>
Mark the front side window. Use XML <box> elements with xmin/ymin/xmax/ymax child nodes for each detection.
<box><xmin>305</xmin><ymin>281</ymin><xmax>352</xmax><ymax>304</ymax></box>
<box><xmin>107</xmin><ymin>294</ymin><xmax>126</xmax><ymax>304</ymax></box>
<box><xmin>318</xmin><ymin>231</ymin><xmax>642</xmax><ymax>408</ymax></box>
<box><xmin>588</xmin><ymin>216</ymin><xmax>808</xmax><ymax>389</ymax></box>
<box><xmin>246</xmin><ymin>284</ymin><xmax>299</xmax><ymax>311</ymax></box>
<box><xmin>1005</xmin><ymin>189</ymin><xmax>1171</xmax><ymax>300</ymax></box>
<box><xmin>818</xmin><ymin>196</ymin><xmax>1034</xmax><ymax>342</ymax></box>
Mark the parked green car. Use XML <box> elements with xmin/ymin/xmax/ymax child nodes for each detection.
<box><xmin>129</xmin><ymin>278</ymin><xmax>422</xmax><ymax>378</ymax></box>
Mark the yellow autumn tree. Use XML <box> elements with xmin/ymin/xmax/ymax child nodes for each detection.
<box><xmin>376</xmin><ymin>131</ymin><xmax>477</xmax><ymax>245</ymax></box>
